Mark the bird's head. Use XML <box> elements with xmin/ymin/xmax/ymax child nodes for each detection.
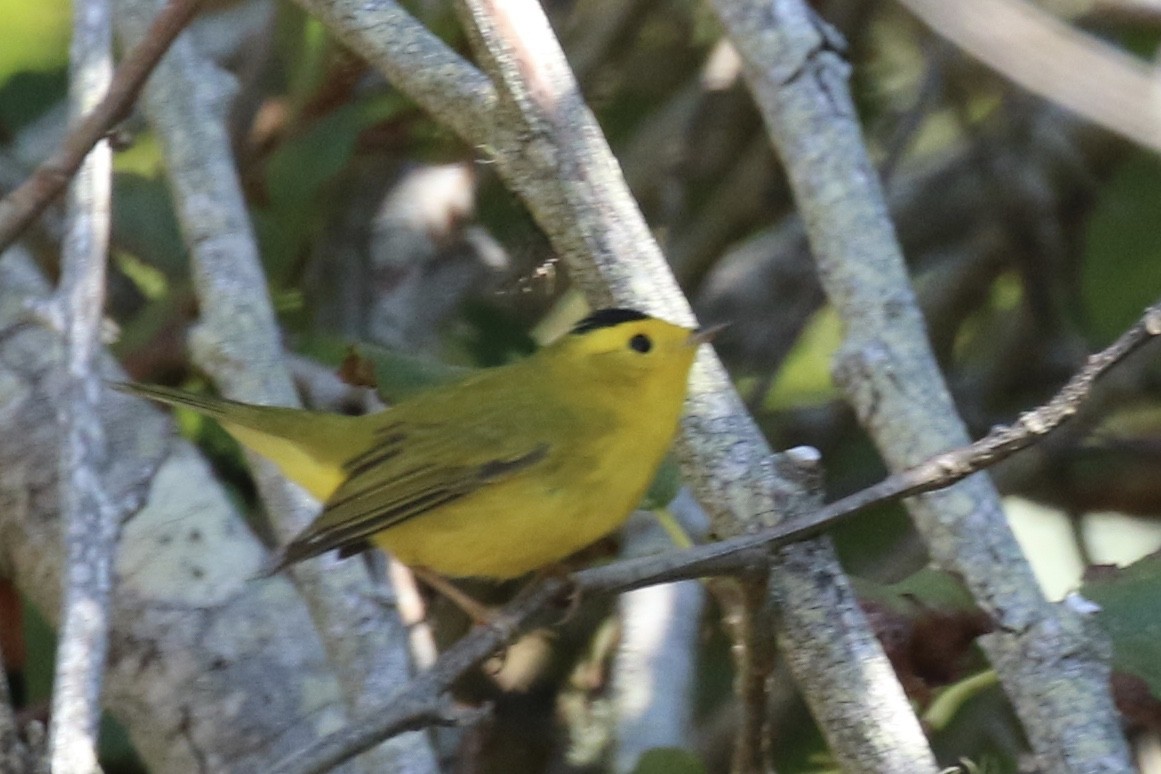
<box><xmin>541</xmin><ymin>307</ymin><xmax>721</xmax><ymax>390</ymax></box>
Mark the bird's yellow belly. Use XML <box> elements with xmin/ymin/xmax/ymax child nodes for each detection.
<box><xmin>371</xmin><ymin>472</ymin><xmax>641</xmax><ymax>579</ymax></box>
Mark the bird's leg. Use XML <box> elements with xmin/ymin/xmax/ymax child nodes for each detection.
<box><xmin>410</xmin><ymin>565</ymin><xmax>497</xmax><ymax>626</ymax></box>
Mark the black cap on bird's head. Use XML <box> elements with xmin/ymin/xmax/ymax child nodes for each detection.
<box><xmin>569</xmin><ymin>307</ymin><xmax>725</xmax><ymax>343</ymax></box>
<box><xmin>570</xmin><ymin>308</ymin><xmax>649</xmax><ymax>335</ymax></box>
<box><xmin>558</xmin><ymin>306</ymin><xmax>720</xmax><ymax>376</ymax></box>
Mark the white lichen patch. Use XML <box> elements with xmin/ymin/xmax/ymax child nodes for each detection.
<box><xmin>118</xmin><ymin>443</ymin><xmax>266</xmax><ymax>604</ymax></box>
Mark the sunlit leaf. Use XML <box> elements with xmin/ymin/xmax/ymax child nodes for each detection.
<box><xmin>760</xmin><ymin>305</ymin><xmax>842</xmax><ymax>410</ymax></box>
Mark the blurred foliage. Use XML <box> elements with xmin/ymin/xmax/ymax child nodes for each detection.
<box><xmin>5</xmin><ymin>0</ymin><xmax>1161</xmax><ymax>770</ymax></box>
<box><xmin>0</xmin><ymin>1</ymin><xmax>69</xmax><ymax>77</ymax></box>
<box><xmin>753</xmin><ymin>305</ymin><xmax>843</xmax><ymax>411</ymax></box>
<box><xmin>630</xmin><ymin>748</ymin><xmax>706</xmax><ymax>774</ymax></box>
<box><xmin>1081</xmin><ymin>153</ymin><xmax>1161</xmax><ymax>343</ymax></box>
<box><xmin>0</xmin><ymin>0</ymin><xmax>69</xmax><ymax>132</ymax></box>
<box><xmin>1083</xmin><ymin>552</ymin><xmax>1161</xmax><ymax>698</ymax></box>
<box><xmin>254</xmin><ymin>95</ymin><xmax>409</xmax><ymax>286</ymax></box>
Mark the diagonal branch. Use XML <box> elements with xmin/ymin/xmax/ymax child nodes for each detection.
<box><xmin>898</xmin><ymin>0</ymin><xmax>1161</xmax><ymax>154</ymax></box>
<box><xmin>713</xmin><ymin>0</ymin><xmax>1132</xmax><ymax>767</ymax></box>
<box><xmin>580</xmin><ymin>299</ymin><xmax>1161</xmax><ymax>593</ymax></box>
<box><xmin>270</xmin><ymin>581</ymin><xmax>567</xmax><ymax>774</ymax></box>
<box><xmin>0</xmin><ymin>0</ymin><xmax>203</xmax><ymax>255</ymax></box>
<box><xmin>450</xmin><ymin>1</ymin><xmax>933</xmax><ymax>769</ymax></box>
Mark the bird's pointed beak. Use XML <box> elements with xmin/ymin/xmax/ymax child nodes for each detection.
<box><xmin>688</xmin><ymin>322</ymin><xmax>729</xmax><ymax>346</ymax></box>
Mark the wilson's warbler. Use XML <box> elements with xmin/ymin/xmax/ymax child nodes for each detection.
<box><xmin>117</xmin><ymin>308</ymin><xmax>715</xmax><ymax>579</ymax></box>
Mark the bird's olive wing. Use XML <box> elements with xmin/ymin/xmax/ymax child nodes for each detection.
<box><xmin>274</xmin><ymin>419</ymin><xmax>551</xmax><ymax>568</ymax></box>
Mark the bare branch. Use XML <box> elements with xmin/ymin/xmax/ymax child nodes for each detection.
<box><xmin>46</xmin><ymin>1</ymin><xmax>116</xmax><ymax>771</ymax></box>
<box><xmin>0</xmin><ymin>0</ymin><xmax>203</xmax><ymax>255</ymax></box>
<box><xmin>582</xmin><ymin>300</ymin><xmax>1161</xmax><ymax>589</ymax></box>
<box><xmin>612</xmin><ymin>580</ymin><xmax>704</xmax><ymax>771</ymax></box>
<box><xmin>899</xmin><ymin>0</ymin><xmax>1161</xmax><ymax>154</ymax></box>
<box><xmin>713</xmin><ymin>0</ymin><xmax>1132</xmax><ymax>767</ymax></box>
<box><xmin>724</xmin><ymin>573</ymin><xmax>777</xmax><ymax>773</ymax></box>
<box><xmin>451</xmin><ymin>2</ymin><xmax>935</xmax><ymax>769</ymax></box>
<box><xmin>0</xmin><ymin>243</ymin><xmax>436</xmax><ymax>769</ymax></box>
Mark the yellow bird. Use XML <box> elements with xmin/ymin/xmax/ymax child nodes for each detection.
<box><xmin>117</xmin><ymin>308</ymin><xmax>715</xmax><ymax>580</ymax></box>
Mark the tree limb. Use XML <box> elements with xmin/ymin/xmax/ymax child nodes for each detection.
<box><xmin>712</xmin><ymin>0</ymin><xmax>1132</xmax><ymax>768</ymax></box>
<box><xmin>454</xmin><ymin>1</ymin><xmax>934</xmax><ymax>769</ymax></box>
<box><xmin>46</xmin><ymin>2</ymin><xmax>117</xmax><ymax>771</ymax></box>
<box><xmin>611</xmin><ymin>504</ymin><xmax>705</xmax><ymax>772</ymax></box>
<box><xmin>0</xmin><ymin>248</ymin><xmax>419</xmax><ymax>771</ymax></box>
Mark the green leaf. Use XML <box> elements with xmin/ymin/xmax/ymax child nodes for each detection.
<box><xmin>1081</xmin><ymin>153</ymin><xmax>1161</xmax><ymax>343</ymax></box>
<box><xmin>255</xmin><ymin>97</ymin><xmax>407</xmax><ymax>284</ymax></box>
<box><xmin>0</xmin><ymin>0</ymin><xmax>69</xmax><ymax>79</ymax></box>
<box><xmin>1081</xmin><ymin>551</ymin><xmax>1161</xmax><ymax>698</ymax></box>
<box><xmin>757</xmin><ymin>304</ymin><xmax>842</xmax><ymax>410</ymax></box>
<box><xmin>640</xmin><ymin>455</ymin><xmax>682</xmax><ymax>511</ymax></box>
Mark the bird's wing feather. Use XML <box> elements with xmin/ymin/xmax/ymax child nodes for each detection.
<box><xmin>276</xmin><ymin>413</ymin><xmax>552</xmax><ymax>566</ymax></box>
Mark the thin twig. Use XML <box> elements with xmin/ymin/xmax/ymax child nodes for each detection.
<box><xmin>46</xmin><ymin>1</ymin><xmax>116</xmax><ymax>772</ymax></box>
<box><xmin>0</xmin><ymin>0</ymin><xmax>203</xmax><ymax>255</ymax></box>
<box><xmin>269</xmin><ymin>297</ymin><xmax>1161</xmax><ymax>773</ymax></box>
<box><xmin>580</xmin><ymin>301</ymin><xmax>1161</xmax><ymax>592</ymax></box>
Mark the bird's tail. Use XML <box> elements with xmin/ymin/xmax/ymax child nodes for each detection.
<box><xmin>111</xmin><ymin>381</ymin><xmax>356</xmax><ymax>501</ymax></box>
<box><xmin>112</xmin><ymin>382</ymin><xmax>256</xmax><ymax>424</ymax></box>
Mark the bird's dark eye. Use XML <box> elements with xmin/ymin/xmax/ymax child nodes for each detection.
<box><xmin>629</xmin><ymin>333</ymin><xmax>652</xmax><ymax>353</ymax></box>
